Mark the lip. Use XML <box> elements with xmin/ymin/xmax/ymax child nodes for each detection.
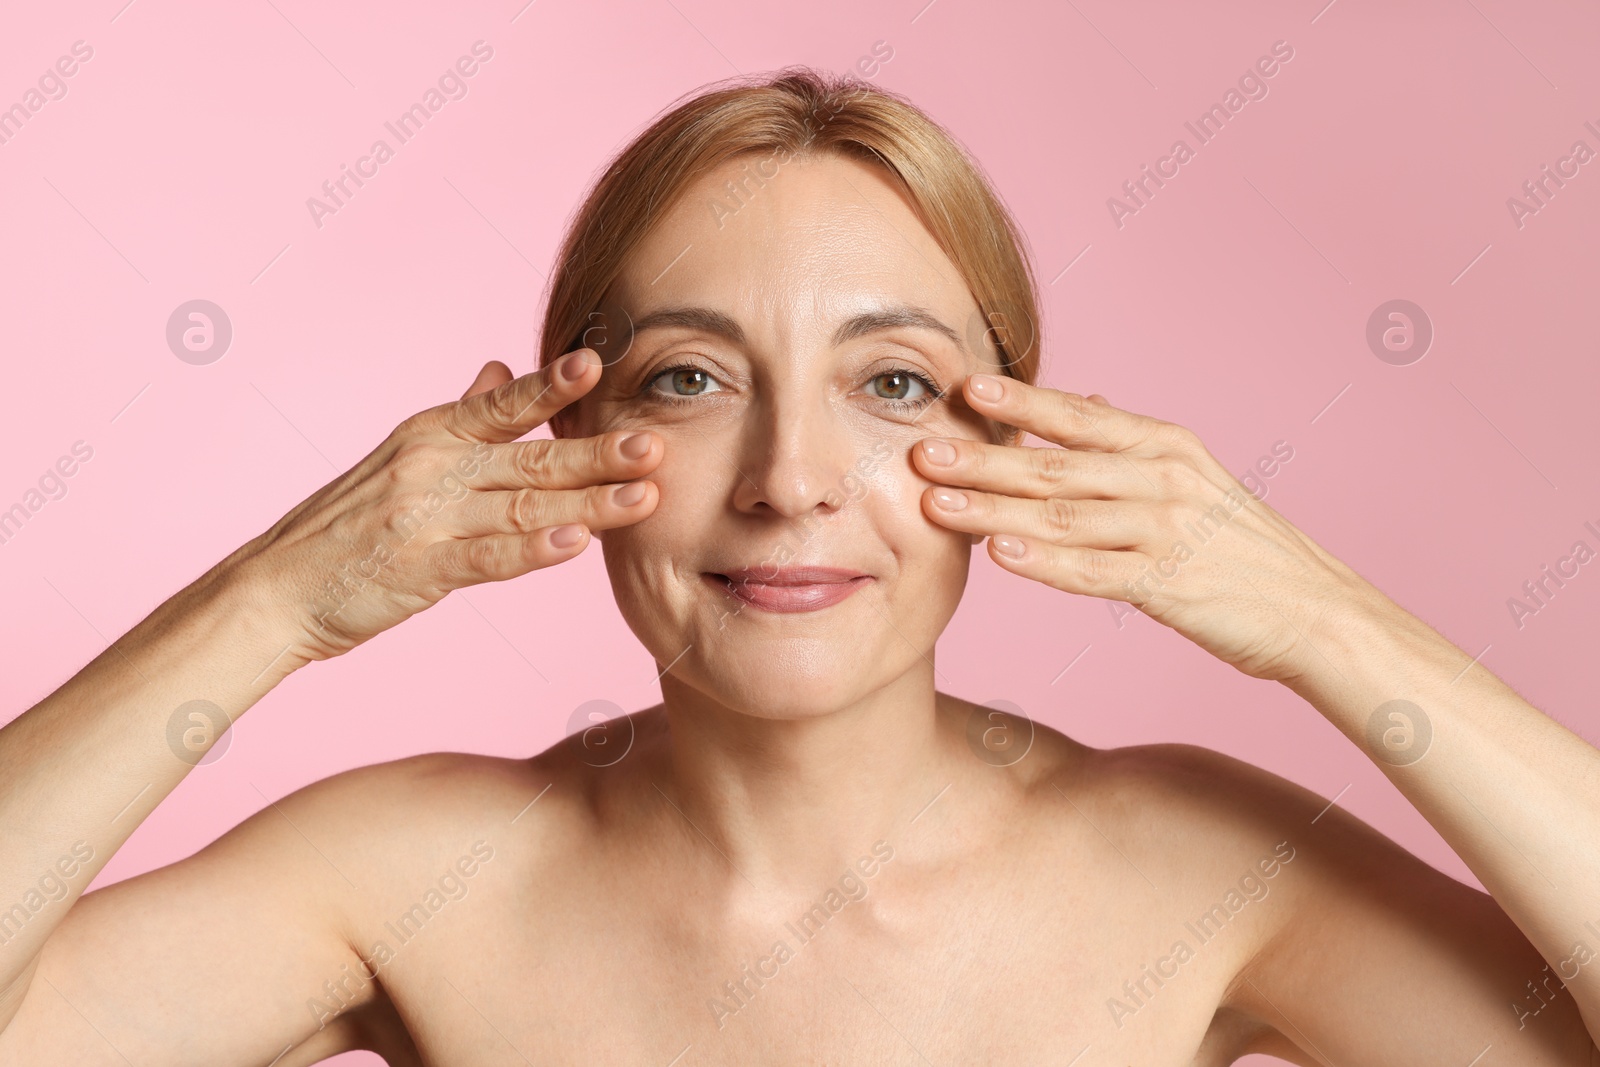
<box><xmin>703</xmin><ymin>566</ymin><xmax>874</xmax><ymax>614</ymax></box>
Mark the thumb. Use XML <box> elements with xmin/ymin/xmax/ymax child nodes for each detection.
<box><xmin>460</xmin><ymin>360</ymin><xmax>515</xmax><ymax>400</ymax></box>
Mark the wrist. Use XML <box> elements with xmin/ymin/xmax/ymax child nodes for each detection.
<box><xmin>1280</xmin><ymin>578</ymin><xmax>1429</xmax><ymax>698</ymax></box>
<box><xmin>149</xmin><ymin>550</ymin><xmax>318</xmax><ymax>684</ymax></box>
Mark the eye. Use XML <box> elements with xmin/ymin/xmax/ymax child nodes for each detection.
<box><xmin>643</xmin><ymin>362</ymin><xmax>723</xmax><ymax>402</ymax></box>
<box><xmin>866</xmin><ymin>369</ymin><xmax>944</xmax><ymax>410</ymax></box>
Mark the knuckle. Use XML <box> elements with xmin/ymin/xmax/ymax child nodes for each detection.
<box><xmin>1154</xmin><ymin>499</ymin><xmax>1188</xmax><ymax>531</ymax></box>
<box><xmin>1042</xmin><ymin>496</ymin><xmax>1078</xmax><ymax>538</ymax></box>
<box><xmin>1030</xmin><ymin>446</ymin><xmax>1073</xmax><ymax>486</ymax></box>
<box><xmin>488</xmin><ymin>382</ymin><xmax>523</xmax><ymax>421</ymax></box>
<box><xmin>506</xmin><ymin>488</ymin><xmax>545</xmax><ymax>533</ymax></box>
<box><xmin>381</xmin><ymin>495</ymin><xmax>440</xmax><ymax>542</ymax></box>
<box><xmin>1078</xmin><ymin>549</ymin><xmax>1116</xmax><ymax>589</ymax></box>
<box><xmin>461</xmin><ymin>537</ymin><xmax>503</xmax><ymax>578</ymax></box>
<box><xmin>1153</xmin><ymin>457</ymin><xmax>1199</xmax><ymax>495</ymax></box>
<box><xmin>1053</xmin><ymin>391</ymin><xmax>1091</xmax><ymax>426</ymax></box>
<box><xmin>513</xmin><ymin>441</ymin><xmax>557</xmax><ymax>484</ymax></box>
<box><xmin>387</xmin><ymin>442</ymin><xmax>439</xmax><ymax>483</ymax></box>
<box><xmin>1153</xmin><ymin>420</ymin><xmax>1199</xmax><ymax>454</ymax></box>
<box><xmin>393</xmin><ymin>410</ymin><xmax>435</xmax><ymax>439</ymax></box>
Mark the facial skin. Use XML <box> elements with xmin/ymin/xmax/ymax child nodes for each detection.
<box><xmin>561</xmin><ymin>151</ymin><xmax>1011</xmax><ymax>721</ymax></box>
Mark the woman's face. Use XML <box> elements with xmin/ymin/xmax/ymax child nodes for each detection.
<box><xmin>564</xmin><ymin>151</ymin><xmax>1010</xmax><ymax>719</ymax></box>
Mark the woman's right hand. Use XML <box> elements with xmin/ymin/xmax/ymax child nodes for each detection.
<box><xmin>228</xmin><ymin>348</ymin><xmax>659</xmax><ymax>664</ymax></box>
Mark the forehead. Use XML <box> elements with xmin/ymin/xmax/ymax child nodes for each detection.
<box><xmin>606</xmin><ymin>152</ymin><xmax>978</xmax><ymax>339</ymax></box>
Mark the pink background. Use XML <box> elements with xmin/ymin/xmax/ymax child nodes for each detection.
<box><xmin>3</xmin><ymin>1</ymin><xmax>1597</xmax><ymax>1062</ymax></box>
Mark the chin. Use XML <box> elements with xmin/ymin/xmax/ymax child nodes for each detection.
<box><xmin>673</xmin><ymin>636</ymin><xmax>900</xmax><ymax>720</ymax></box>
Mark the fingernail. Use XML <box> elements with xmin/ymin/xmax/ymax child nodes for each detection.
<box><xmin>993</xmin><ymin>536</ymin><xmax>1025</xmax><ymax>558</ymax></box>
<box><xmin>558</xmin><ymin>351</ymin><xmax>591</xmax><ymax>382</ymax></box>
<box><xmin>969</xmin><ymin>374</ymin><xmax>1005</xmax><ymax>402</ymax></box>
<box><xmin>549</xmin><ymin>524</ymin><xmax>586</xmax><ymax>548</ymax></box>
<box><xmin>620</xmin><ymin>433</ymin><xmax>653</xmax><ymax>459</ymax></box>
<box><xmin>612</xmin><ymin>481</ymin><xmax>647</xmax><ymax>507</ymax></box>
<box><xmin>921</xmin><ymin>439</ymin><xmax>957</xmax><ymax>466</ymax></box>
<box><xmin>933</xmin><ymin>489</ymin><xmax>968</xmax><ymax>511</ymax></box>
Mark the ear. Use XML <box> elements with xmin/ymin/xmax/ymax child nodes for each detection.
<box><xmin>969</xmin><ymin>532</ymin><xmax>984</xmax><ymax>546</ymax></box>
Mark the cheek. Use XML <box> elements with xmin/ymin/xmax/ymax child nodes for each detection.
<box><xmin>855</xmin><ymin>446</ymin><xmax>975</xmax><ymax>577</ymax></box>
<box><xmin>599</xmin><ymin>429</ymin><xmax>724</xmax><ymax>584</ymax></box>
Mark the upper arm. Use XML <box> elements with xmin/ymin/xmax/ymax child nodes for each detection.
<box><xmin>1219</xmin><ymin>760</ymin><xmax>1597</xmax><ymax>1065</ymax></box>
<box><xmin>0</xmin><ymin>763</ymin><xmax>405</xmax><ymax>1065</ymax></box>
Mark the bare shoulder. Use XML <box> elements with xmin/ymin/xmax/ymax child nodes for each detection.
<box><xmin>1028</xmin><ymin>736</ymin><xmax>1433</xmax><ymax>923</ymax></box>
<box><xmin>1028</xmin><ymin>738</ymin><xmax>1581</xmax><ymax>1060</ymax></box>
<box><xmin>282</xmin><ymin>739</ymin><xmax>606</xmax><ymax>888</ymax></box>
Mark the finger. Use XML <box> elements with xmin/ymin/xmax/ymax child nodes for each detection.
<box><xmin>982</xmin><ymin>535</ymin><xmax>1149</xmax><ymax>601</ymax></box>
<box><xmin>921</xmin><ymin>487</ymin><xmax>1146</xmax><ymax>550</ymax></box>
<box><xmin>913</xmin><ymin>437</ymin><xmax>1157</xmax><ymax>502</ymax></box>
<box><xmin>466</xmin><ymin>431</ymin><xmax>662</xmax><ymax>491</ymax></box>
<box><xmin>963</xmin><ymin>375</ymin><xmax>1171</xmax><ymax>455</ymax></box>
<box><xmin>460</xmin><ymin>360</ymin><xmax>515</xmax><ymax>400</ymax></box>
<box><xmin>443</xmin><ymin>480</ymin><xmax>659</xmax><ymax>538</ymax></box>
<box><xmin>426</xmin><ymin>524</ymin><xmax>592</xmax><ymax>589</ymax></box>
<box><xmin>426</xmin><ymin>348</ymin><xmax>602</xmax><ymax>444</ymax></box>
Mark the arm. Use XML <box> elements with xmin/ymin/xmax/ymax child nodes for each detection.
<box><xmin>907</xmin><ymin>373</ymin><xmax>1600</xmax><ymax>1054</ymax></box>
<box><xmin>1258</xmin><ymin>584</ymin><xmax>1600</xmax><ymax>1046</ymax></box>
<box><xmin>0</xmin><ymin>557</ymin><xmax>313</xmax><ymax>1014</ymax></box>
<box><xmin>0</xmin><ymin>350</ymin><xmax>657</xmax><ymax>1058</ymax></box>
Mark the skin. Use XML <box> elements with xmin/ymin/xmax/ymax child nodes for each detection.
<box><xmin>0</xmin><ymin>152</ymin><xmax>1597</xmax><ymax>1066</ymax></box>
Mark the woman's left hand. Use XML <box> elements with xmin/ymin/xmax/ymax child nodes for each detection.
<box><xmin>914</xmin><ymin>372</ymin><xmax>1391</xmax><ymax>686</ymax></box>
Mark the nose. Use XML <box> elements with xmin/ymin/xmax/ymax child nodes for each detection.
<box><xmin>730</xmin><ymin>389</ymin><xmax>859</xmax><ymax>522</ymax></box>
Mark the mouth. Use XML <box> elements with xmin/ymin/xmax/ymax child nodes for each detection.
<box><xmin>702</xmin><ymin>566</ymin><xmax>874</xmax><ymax>614</ymax></box>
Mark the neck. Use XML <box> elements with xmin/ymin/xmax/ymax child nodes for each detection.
<box><xmin>649</xmin><ymin>661</ymin><xmax>952</xmax><ymax>891</ymax></box>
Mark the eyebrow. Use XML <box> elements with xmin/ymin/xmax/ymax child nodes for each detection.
<box><xmin>628</xmin><ymin>304</ymin><xmax>967</xmax><ymax>355</ymax></box>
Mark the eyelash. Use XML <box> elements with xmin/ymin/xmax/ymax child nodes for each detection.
<box><xmin>640</xmin><ymin>360</ymin><xmax>946</xmax><ymax>413</ymax></box>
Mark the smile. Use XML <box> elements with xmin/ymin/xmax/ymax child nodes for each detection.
<box><xmin>702</xmin><ymin>567</ymin><xmax>874</xmax><ymax>614</ymax></box>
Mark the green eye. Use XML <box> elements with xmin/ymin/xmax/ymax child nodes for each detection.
<box><xmin>646</xmin><ymin>364</ymin><xmax>721</xmax><ymax>399</ymax></box>
<box><xmin>869</xmin><ymin>369</ymin><xmax>942</xmax><ymax>408</ymax></box>
<box><xmin>872</xmin><ymin>372</ymin><xmax>918</xmax><ymax>400</ymax></box>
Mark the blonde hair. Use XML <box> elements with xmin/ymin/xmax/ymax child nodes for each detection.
<box><xmin>539</xmin><ymin>66</ymin><xmax>1041</xmax><ymax>427</ymax></box>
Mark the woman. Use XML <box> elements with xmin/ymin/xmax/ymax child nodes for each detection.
<box><xmin>1</xmin><ymin>67</ymin><xmax>1596</xmax><ymax>1066</ymax></box>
